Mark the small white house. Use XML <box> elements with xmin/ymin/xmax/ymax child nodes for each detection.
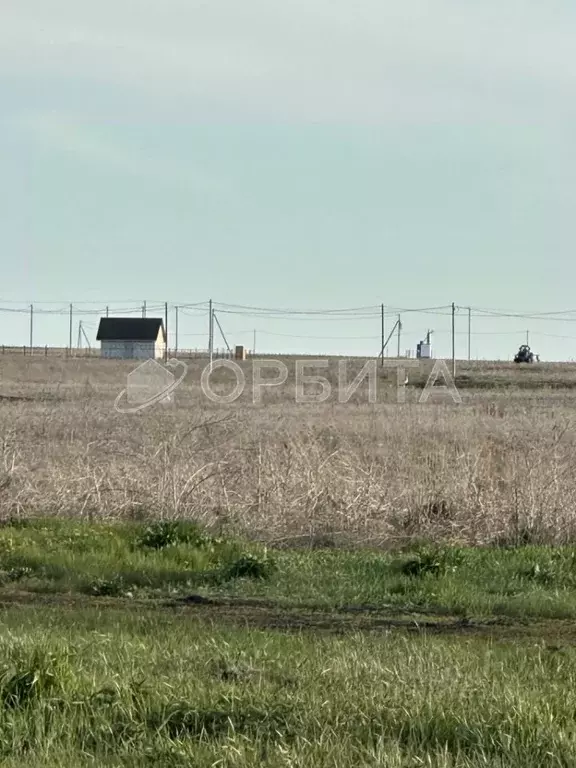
<box><xmin>97</xmin><ymin>317</ymin><xmax>166</xmax><ymax>360</ymax></box>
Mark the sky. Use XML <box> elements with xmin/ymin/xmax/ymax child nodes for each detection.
<box><xmin>2</xmin><ymin>0</ymin><xmax>576</xmax><ymax>359</ymax></box>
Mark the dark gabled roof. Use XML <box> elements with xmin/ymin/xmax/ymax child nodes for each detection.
<box><xmin>97</xmin><ymin>317</ymin><xmax>165</xmax><ymax>342</ymax></box>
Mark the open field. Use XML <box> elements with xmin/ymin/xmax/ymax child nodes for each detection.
<box><xmin>2</xmin><ymin>355</ymin><xmax>576</xmax><ymax>765</ymax></box>
<box><xmin>1</xmin><ymin>354</ymin><xmax>576</xmax><ymax>544</ymax></box>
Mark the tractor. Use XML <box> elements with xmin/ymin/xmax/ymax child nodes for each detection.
<box><xmin>514</xmin><ymin>344</ymin><xmax>538</xmax><ymax>363</ymax></box>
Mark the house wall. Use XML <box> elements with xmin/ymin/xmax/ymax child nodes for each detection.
<box><xmin>101</xmin><ymin>341</ymin><xmax>131</xmax><ymax>359</ymax></box>
<box><xmin>154</xmin><ymin>327</ymin><xmax>167</xmax><ymax>359</ymax></box>
<box><xmin>101</xmin><ymin>341</ymin><xmax>158</xmax><ymax>359</ymax></box>
<box><xmin>134</xmin><ymin>342</ymin><xmax>157</xmax><ymax>359</ymax></box>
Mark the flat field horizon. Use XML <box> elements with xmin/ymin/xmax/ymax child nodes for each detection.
<box><xmin>2</xmin><ymin>354</ymin><xmax>576</xmax><ymax>765</ymax></box>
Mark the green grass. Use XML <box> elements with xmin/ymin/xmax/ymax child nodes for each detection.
<box><xmin>0</xmin><ymin>604</ymin><xmax>574</xmax><ymax>767</ymax></box>
<box><xmin>0</xmin><ymin>518</ymin><xmax>272</xmax><ymax>597</ymax></box>
<box><xmin>3</xmin><ymin>519</ymin><xmax>576</xmax><ymax>620</ymax></box>
<box><xmin>231</xmin><ymin>544</ymin><xmax>576</xmax><ymax>619</ymax></box>
<box><xmin>2</xmin><ymin>519</ymin><xmax>576</xmax><ymax>764</ymax></box>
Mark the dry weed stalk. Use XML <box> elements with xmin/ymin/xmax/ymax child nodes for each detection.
<box><xmin>0</xmin><ymin>355</ymin><xmax>576</xmax><ymax>545</ymax></box>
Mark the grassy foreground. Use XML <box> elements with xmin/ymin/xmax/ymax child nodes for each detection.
<box><xmin>0</xmin><ymin>520</ymin><xmax>576</xmax><ymax>765</ymax></box>
<box><xmin>2</xmin><ymin>604</ymin><xmax>576</xmax><ymax>767</ymax></box>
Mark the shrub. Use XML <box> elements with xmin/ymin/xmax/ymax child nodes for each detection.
<box><xmin>222</xmin><ymin>552</ymin><xmax>277</xmax><ymax>581</ymax></box>
<box><xmin>135</xmin><ymin>521</ymin><xmax>215</xmax><ymax>551</ymax></box>
<box><xmin>0</xmin><ymin>566</ymin><xmax>35</xmax><ymax>583</ymax></box>
<box><xmin>84</xmin><ymin>575</ymin><xmax>127</xmax><ymax>597</ymax></box>
<box><xmin>400</xmin><ymin>546</ymin><xmax>466</xmax><ymax>578</ymax></box>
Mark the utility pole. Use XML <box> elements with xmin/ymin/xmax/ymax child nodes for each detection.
<box><xmin>69</xmin><ymin>303</ymin><xmax>73</xmax><ymax>353</ymax></box>
<box><xmin>526</xmin><ymin>330</ymin><xmax>529</xmax><ymax>346</ymax></box>
<box><xmin>175</xmin><ymin>306</ymin><xmax>179</xmax><ymax>354</ymax></box>
<box><xmin>468</xmin><ymin>307</ymin><xmax>471</xmax><ymax>361</ymax></box>
<box><xmin>105</xmin><ymin>305</ymin><xmax>109</xmax><ymax>318</ymax></box>
<box><xmin>142</xmin><ymin>301</ymin><xmax>146</xmax><ymax>318</ymax></box>
<box><xmin>164</xmin><ymin>302</ymin><xmax>168</xmax><ymax>362</ymax></box>
<box><xmin>380</xmin><ymin>304</ymin><xmax>385</xmax><ymax>365</ymax></box>
<box><xmin>451</xmin><ymin>302</ymin><xmax>456</xmax><ymax>377</ymax></box>
<box><xmin>77</xmin><ymin>321</ymin><xmax>82</xmax><ymax>349</ymax></box>
<box><xmin>29</xmin><ymin>304</ymin><xmax>33</xmax><ymax>352</ymax></box>
<box><xmin>208</xmin><ymin>299</ymin><xmax>213</xmax><ymax>368</ymax></box>
<box><xmin>397</xmin><ymin>314</ymin><xmax>401</xmax><ymax>358</ymax></box>
<box><xmin>253</xmin><ymin>329</ymin><xmax>256</xmax><ymax>356</ymax></box>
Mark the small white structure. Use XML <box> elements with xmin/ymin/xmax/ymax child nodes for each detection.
<box><xmin>97</xmin><ymin>317</ymin><xmax>166</xmax><ymax>360</ymax></box>
<box><xmin>416</xmin><ymin>330</ymin><xmax>433</xmax><ymax>359</ymax></box>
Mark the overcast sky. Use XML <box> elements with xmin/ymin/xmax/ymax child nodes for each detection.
<box><xmin>2</xmin><ymin>1</ymin><xmax>576</xmax><ymax>357</ymax></box>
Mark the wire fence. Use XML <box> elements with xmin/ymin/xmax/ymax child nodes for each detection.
<box><xmin>0</xmin><ymin>346</ymin><xmax>417</xmax><ymax>360</ymax></box>
<box><xmin>0</xmin><ymin>346</ymin><xmax>234</xmax><ymax>359</ymax></box>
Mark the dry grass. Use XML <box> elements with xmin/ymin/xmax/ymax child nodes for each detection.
<box><xmin>1</xmin><ymin>354</ymin><xmax>576</xmax><ymax>546</ymax></box>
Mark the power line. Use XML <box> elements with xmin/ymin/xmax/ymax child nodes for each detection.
<box><xmin>466</xmin><ymin>304</ymin><xmax>576</xmax><ymax>317</ymax></box>
<box><xmin>9</xmin><ymin>300</ymin><xmax>569</xmax><ymax>321</ymax></box>
<box><xmin>385</xmin><ymin>304</ymin><xmax>453</xmax><ymax>315</ymax></box>
<box><xmin>212</xmin><ymin>303</ymin><xmax>457</xmax><ymax>320</ymax></box>
<box><xmin>532</xmin><ymin>331</ymin><xmax>576</xmax><ymax>340</ymax></box>
<box><xmin>213</xmin><ymin>301</ymin><xmax>381</xmax><ymax>315</ymax></box>
<box><xmin>2</xmin><ymin>298</ymin><xmax>576</xmax><ymax>321</ymax></box>
<box><xmin>469</xmin><ymin>306</ymin><xmax>576</xmax><ymax>323</ymax></box>
<box><xmin>4</xmin><ymin>299</ymin><xmax>576</xmax><ymax>356</ymax></box>
<box><xmin>239</xmin><ymin>328</ymin><xmax>532</xmax><ymax>341</ymax></box>
<box><xmin>251</xmin><ymin>330</ymin><xmax>382</xmax><ymax>340</ymax></box>
<box><xmin>214</xmin><ymin>308</ymin><xmax>382</xmax><ymax>319</ymax></box>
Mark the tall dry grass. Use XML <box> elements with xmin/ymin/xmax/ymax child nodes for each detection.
<box><xmin>1</xmin><ymin>355</ymin><xmax>576</xmax><ymax>545</ymax></box>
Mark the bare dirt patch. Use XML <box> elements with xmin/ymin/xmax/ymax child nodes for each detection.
<box><xmin>1</xmin><ymin>588</ymin><xmax>573</xmax><ymax>646</ymax></box>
